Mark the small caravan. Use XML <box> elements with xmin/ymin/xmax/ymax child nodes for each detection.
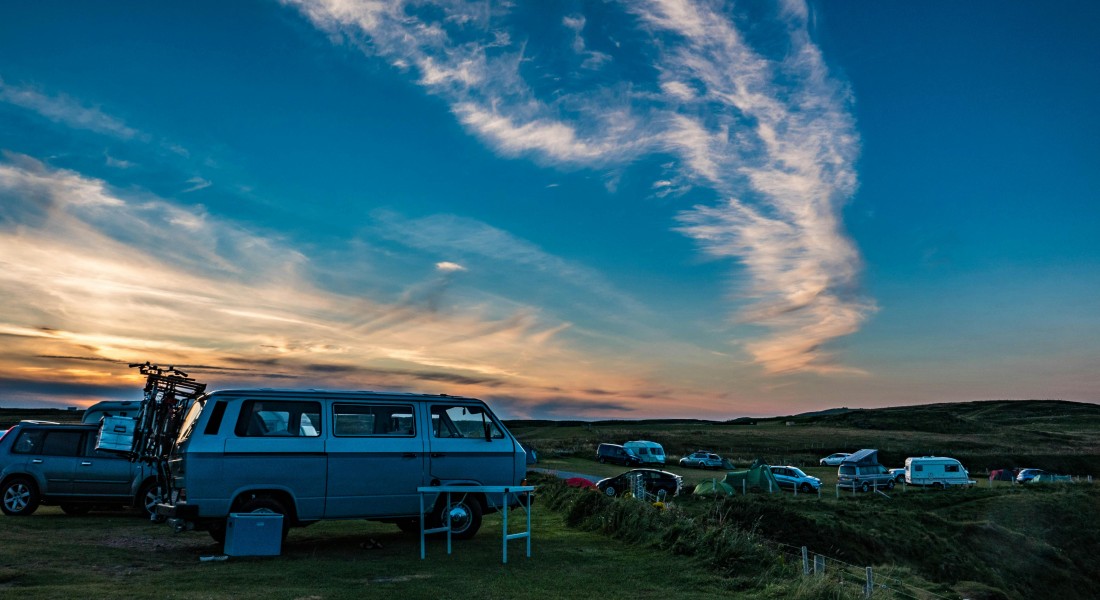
<box><xmin>623</xmin><ymin>440</ymin><xmax>665</xmax><ymax>465</ymax></box>
<box><xmin>904</xmin><ymin>456</ymin><xmax>975</xmax><ymax>488</ymax></box>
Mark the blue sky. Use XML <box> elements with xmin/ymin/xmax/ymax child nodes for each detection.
<box><xmin>0</xmin><ymin>1</ymin><xmax>1097</xmax><ymax>419</ymax></box>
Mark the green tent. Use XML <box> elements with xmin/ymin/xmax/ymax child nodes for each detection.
<box><xmin>693</xmin><ymin>460</ymin><xmax>782</xmax><ymax>495</ymax></box>
<box><xmin>721</xmin><ymin>460</ymin><xmax>782</xmax><ymax>494</ymax></box>
<box><xmin>693</xmin><ymin>479</ymin><xmax>735</xmax><ymax>496</ymax></box>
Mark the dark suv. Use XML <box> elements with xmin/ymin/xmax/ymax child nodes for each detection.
<box><xmin>0</xmin><ymin>422</ymin><xmax>160</xmax><ymax>517</ymax></box>
<box><xmin>596</xmin><ymin>443</ymin><xmax>642</xmax><ymax>466</ymax></box>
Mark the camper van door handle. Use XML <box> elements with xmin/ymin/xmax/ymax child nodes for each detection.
<box><xmin>402</xmin><ymin>453</ymin><xmax>417</xmax><ymax>458</ymax></box>
<box><xmin>81</xmin><ymin>461</ymin><xmax>93</xmax><ymax>466</ymax></box>
<box><xmin>31</xmin><ymin>459</ymin><xmax>42</xmax><ymax>464</ymax></box>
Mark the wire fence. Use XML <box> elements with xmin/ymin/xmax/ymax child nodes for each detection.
<box><xmin>770</xmin><ymin>540</ymin><xmax>958</xmax><ymax>599</ymax></box>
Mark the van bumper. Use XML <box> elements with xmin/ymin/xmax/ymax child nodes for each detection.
<box><xmin>155</xmin><ymin>501</ymin><xmax>198</xmax><ymax>520</ymax></box>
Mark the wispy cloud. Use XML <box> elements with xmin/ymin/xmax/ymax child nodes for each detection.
<box><xmin>285</xmin><ymin>0</ymin><xmax>875</xmax><ymax>376</ymax></box>
<box><xmin>0</xmin><ymin>154</ymin><xmax>704</xmax><ymax>416</ymax></box>
<box><xmin>0</xmin><ymin>77</ymin><xmax>143</xmax><ymax>140</ymax></box>
<box><xmin>369</xmin><ymin>211</ymin><xmax>649</xmax><ymax>316</ymax></box>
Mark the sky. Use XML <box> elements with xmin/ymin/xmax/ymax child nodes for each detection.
<box><xmin>0</xmin><ymin>1</ymin><xmax>1098</xmax><ymax>419</ymax></box>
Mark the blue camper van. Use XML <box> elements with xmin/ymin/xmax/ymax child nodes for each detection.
<box><xmin>155</xmin><ymin>389</ymin><xmax>527</xmax><ymax>542</ymax></box>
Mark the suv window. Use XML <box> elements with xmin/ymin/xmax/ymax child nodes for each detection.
<box><xmin>235</xmin><ymin>400</ymin><xmax>322</xmax><ymax>437</ymax></box>
<box><xmin>333</xmin><ymin>404</ymin><xmax>416</xmax><ymax>436</ymax></box>
<box><xmin>14</xmin><ymin>430</ymin><xmax>83</xmax><ymax>456</ymax></box>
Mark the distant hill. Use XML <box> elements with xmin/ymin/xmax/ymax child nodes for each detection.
<box><xmin>787</xmin><ymin>399</ymin><xmax>1100</xmax><ymax>434</ymax></box>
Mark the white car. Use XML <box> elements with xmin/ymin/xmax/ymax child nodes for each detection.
<box><xmin>678</xmin><ymin>451</ymin><xmax>724</xmax><ymax>469</ymax></box>
<box><xmin>889</xmin><ymin>468</ymin><xmax>906</xmax><ymax>483</ymax></box>
<box><xmin>769</xmin><ymin>466</ymin><xmax>821</xmax><ymax>493</ymax></box>
<box><xmin>819</xmin><ymin>452</ymin><xmax>851</xmax><ymax>466</ymax></box>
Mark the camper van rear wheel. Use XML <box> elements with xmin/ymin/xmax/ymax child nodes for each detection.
<box><xmin>1</xmin><ymin>477</ymin><xmax>40</xmax><ymax>516</ymax></box>
<box><xmin>239</xmin><ymin>495</ymin><xmax>292</xmax><ymax>541</ymax></box>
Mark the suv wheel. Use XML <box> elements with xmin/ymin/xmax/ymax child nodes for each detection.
<box><xmin>138</xmin><ymin>480</ymin><xmax>166</xmax><ymax>521</ymax></box>
<box><xmin>1</xmin><ymin>477</ymin><xmax>40</xmax><ymax>516</ymax></box>
<box><xmin>799</xmin><ymin>483</ymin><xmax>812</xmax><ymax>493</ymax></box>
<box><xmin>886</xmin><ymin>480</ymin><xmax>896</xmax><ymax>490</ymax></box>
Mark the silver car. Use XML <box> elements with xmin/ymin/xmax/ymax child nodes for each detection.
<box><xmin>769</xmin><ymin>466</ymin><xmax>821</xmax><ymax>493</ymax></box>
<box><xmin>0</xmin><ymin>422</ymin><xmax>160</xmax><ymax>517</ymax></box>
<box><xmin>678</xmin><ymin>451</ymin><xmax>724</xmax><ymax>469</ymax></box>
<box><xmin>819</xmin><ymin>452</ymin><xmax>851</xmax><ymax>466</ymax></box>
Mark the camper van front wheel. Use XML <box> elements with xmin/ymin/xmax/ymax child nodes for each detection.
<box><xmin>435</xmin><ymin>496</ymin><xmax>482</xmax><ymax>540</ymax></box>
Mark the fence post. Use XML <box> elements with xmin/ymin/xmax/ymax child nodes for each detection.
<box><xmin>865</xmin><ymin>566</ymin><xmax>873</xmax><ymax>598</ymax></box>
<box><xmin>814</xmin><ymin>554</ymin><xmax>825</xmax><ymax>577</ymax></box>
<box><xmin>802</xmin><ymin>546</ymin><xmax>809</xmax><ymax>576</ymax></box>
<box><xmin>835</xmin><ymin>484</ymin><xmax>839</xmax><ymax>499</ymax></box>
<box><xmin>743</xmin><ymin>480</ymin><xmax>747</xmax><ymax>496</ymax></box>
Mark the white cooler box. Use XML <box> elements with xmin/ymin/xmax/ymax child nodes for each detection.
<box><xmin>95</xmin><ymin>416</ymin><xmax>136</xmax><ymax>453</ymax></box>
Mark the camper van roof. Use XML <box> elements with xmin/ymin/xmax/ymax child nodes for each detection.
<box><xmin>840</xmin><ymin>448</ymin><xmax>879</xmax><ymax>465</ymax></box>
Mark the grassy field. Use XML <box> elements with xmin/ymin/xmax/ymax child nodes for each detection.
<box><xmin>2</xmin><ymin>400</ymin><xmax>1098</xmax><ymax>599</ymax></box>
<box><xmin>0</xmin><ymin>502</ymin><xmax>858</xmax><ymax>599</ymax></box>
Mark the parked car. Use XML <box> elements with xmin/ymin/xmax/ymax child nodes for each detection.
<box><xmin>819</xmin><ymin>452</ymin><xmax>851</xmax><ymax>466</ymax></box>
<box><xmin>679</xmin><ymin>451</ymin><xmax>723</xmax><ymax>469</ymax></box>
<box><xmin>596</xmin><ymin>469</ymin><xmax>682</xmax><ymax>499</ymax></box>
<box><xmin>0</xmin><ymin>421</ymin><xmax>160</xmax><ymax>517</ymax></box>
<box><xmin>889</xmin><ymin>468</ymin><xmax>906</xmax><ymax>483</ymax></box>
<box><xmin>1016</xmin><ymin>468</ymin><xmax>1046</xmax><ymax>484</ymax></box>
<box><xmin>597</xmin><ymin>443</ymin><xmax>642</xmax><ymax>466</ymax></box>
<box><xmin>768</xmin><ymin>466</ymin><xmax>821</xmax><ymax>493</ymax></box>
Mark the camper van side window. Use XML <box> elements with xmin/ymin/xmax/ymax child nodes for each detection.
<box><xmin>333</xmin><ymin>404</ymin><xmax>416</xmax><ymax>437</ymax></box>
<box><xmin>431</xmin><ymin>405</ymin><xmax>504</xmax><ymax>439</ymax></box>
<box><xmin>235</xmin><ymin>400</ymin><xmax>322</xmax><ymax>437</ymax></box>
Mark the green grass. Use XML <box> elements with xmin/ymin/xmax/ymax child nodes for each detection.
<box><xmin>0</xmin><ymin>504</ymin><xmax>789</xmax><ymax>599</ymax></box>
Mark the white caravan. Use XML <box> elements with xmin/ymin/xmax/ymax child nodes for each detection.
<box><xmin>904</xmin><ymin>456</ymin><xmax>976</xmax><ymax>488</ymax></box>
<box><xmin>624</xmin><ymin>440</ymin><xmax>666</xmax><ymax>465</ymax></box>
